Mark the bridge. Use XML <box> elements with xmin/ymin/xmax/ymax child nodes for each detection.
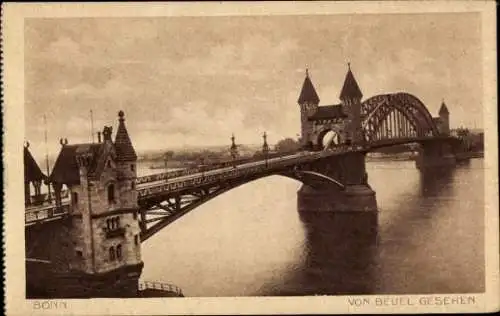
<box><xmin>24</xmin><ymin>65</ymin><xmax>465</xmax><ymax>298</ymax></box>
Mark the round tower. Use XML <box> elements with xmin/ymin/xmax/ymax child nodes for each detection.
<box><xmin>438</xmin><ymin>100</ymin><xmax>450</xmax><ymax>135</ymax></box>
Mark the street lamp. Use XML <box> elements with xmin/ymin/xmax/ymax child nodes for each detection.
<box><xmin>262</xmin><ymin>131</ymin><xmax>269</xmax><ymax>168</ymax></box>
<box><xmin>230</xmin><ymin>133</ymin><xmax>238</xmax><ymax>168</ymax></box>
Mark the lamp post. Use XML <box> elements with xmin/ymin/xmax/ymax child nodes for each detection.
<box><xmin>230</xmin><ymin>133</ymin><xmax>238</xmax><ymax>168</ymax></box>
<box><xmin>262</xmin><ymin>132</ymin><xmax>269</xmax><ymax>168</ymax></box>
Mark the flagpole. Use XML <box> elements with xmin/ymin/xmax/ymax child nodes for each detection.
<box><xmin>44</xmin><ymin>114</ymin><xmax>52</xmax><ymax>203</ymax></box>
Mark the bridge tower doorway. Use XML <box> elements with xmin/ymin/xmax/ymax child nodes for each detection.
<box><xmin>319</xmin><ymin>130</ymin><xmax>341</xmax><ymax>150</ymax></box>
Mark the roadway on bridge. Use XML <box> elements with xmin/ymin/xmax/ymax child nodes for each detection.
<box><xmin>136</xmin><ymin>152</ymin><xmax>309</xmax><ymax>190</ymax></box>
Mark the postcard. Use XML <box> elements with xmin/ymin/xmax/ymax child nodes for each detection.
<box><xmin>2</xmin><ymin>1</ymin><xmax>498</xmax><ymax>314</ymax></box>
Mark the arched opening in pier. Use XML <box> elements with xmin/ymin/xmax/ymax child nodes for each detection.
<box><xmin>319</xmin><ymin>130</ymin><xmax>340</xmax><ymax>150</ymax></box>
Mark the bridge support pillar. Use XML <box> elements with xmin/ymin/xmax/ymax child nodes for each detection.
<box><xmin>415</xmin><ymin>141</ymin><xmax>456</xmax><ymax>170</ymax></box>
<box><xmin>297</xmin><ymin>152</ymin><xmax>377</xmax><ymax>213</ymax></box>
<box><xmin>298</xmin><ymin>184</ymin><xmax>377</xmax><ymax>213</ymax></box>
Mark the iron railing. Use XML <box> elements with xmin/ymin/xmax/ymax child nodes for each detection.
<box><xmin>135</xmin><ymin>151</ymin><xmax>299</xmax><ymax>185</ymax></box>
<box><xmin>138</xmin><ymin>280</ymin><xmax>183</xmax><ymax>296</ymax></box>
<box><xmin>25</xmin><ymin>202</ymin><xmax>70</xmax><ymax>225</ymax></box>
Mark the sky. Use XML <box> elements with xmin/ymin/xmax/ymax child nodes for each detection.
<box><xmin>24</xmin><ymin>13</ymin><xmax>483</xmax><ymax>159</ymax></box>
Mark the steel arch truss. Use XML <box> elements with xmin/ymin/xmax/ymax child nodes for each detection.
<box><xmin>137</xmin><ymin>165</ymin><xmax>345</xmax><ymax>242</ymax></box>
<box><xmin>361</xmin><ymin>93</ymin><xmax>439</xmax><ymax>142</ymax></box>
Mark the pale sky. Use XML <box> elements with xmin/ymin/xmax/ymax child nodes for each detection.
<box><xmin>25</xmin><ymin>13</ymin><xmax>482</xmax><ymax>159</ymax></box>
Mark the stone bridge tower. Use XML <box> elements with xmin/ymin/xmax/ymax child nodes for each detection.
<box><xmin>40</xmin><ymin>111</ymin><xmax>143</xmax><ymax>298</ymax></box>
<box><xmin>298</xmin><ymin>69</ymin><xmax>320</xmax><ymax>148</ymax></box>
<box><xmin>438</xmin><ymin>100</ymin><xmax>450</xmax><ymax>135</ymax></box>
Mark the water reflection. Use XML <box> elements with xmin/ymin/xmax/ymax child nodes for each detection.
<box><xmin>419</xmin><ymin>167</ymin><xmax>455</xmax><ymax>197</ymax></box>
<box><xmin>259</xmin><ymin>210</ymin><xmax>379</xmax><ymax>296</ymax></box>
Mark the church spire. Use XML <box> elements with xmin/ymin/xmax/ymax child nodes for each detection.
<box><xmin>298</xmin><ymin>68</ymin><xmax>320</xmax><ymax>104</ymax></box>
<box><xmin>339</xmin><ymin>63</ymin><xmax>363</xmax><ymax>100</ymax></box>
<box><xmin>114</xmin><ymin>110</ymin><xmax>137</xmax><ymax>162</ymax></box>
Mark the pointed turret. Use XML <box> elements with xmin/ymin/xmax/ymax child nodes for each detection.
<box><xmin>114</xmin><ymin>110</ymin><xmax>137</xmax><ymax>162</ymax></box>
<box><xmin>298</xmin><ymin>69</ymin><xmax>320</xmax><ymax>104</ymax></box>
<box><xmin>339</xmin><ymin>63</ymin><xmax>363</xmax><ymax>101</ymax></box>
<box><xmin>439</xmin><ymin>100</ymin><xmax>449</xmax><ymax>115</ymax></box>
<box><xmin>24</xmin><ymin>143</ymin><xmax>46</xmax><ymax>183</ymax></box>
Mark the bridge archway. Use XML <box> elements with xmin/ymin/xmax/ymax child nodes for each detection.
<box><xmin>361</xmin><ymin>93</ymin><xmax>439</xmax><ymax>142</ymax></box>
<box><xmin>317</xmin><ymin>128</ymin><xmax>342</xmax><ymax>150</ymax></box>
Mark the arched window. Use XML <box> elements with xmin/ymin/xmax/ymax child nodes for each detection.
<box><xmin>134</xmin><ymin>235</ymin><xmax>139</xmax><ymax>245</ymax></box>
<box><xmin>116</xmin><ymin>216</ymin><xmax>120</xmax><ymax>228</ymax></box>
<box><xmin>107</xmin><ymin>184</ymin><xmax>115</xmax><ymax>204</ymax></box>
<box><xmin>131</xmin><ymin>182</ymin><xmax>135</xmax><ymax>190</ymax></box>
<box><xmin>109</xmin><ymin>246</ymin><xmax>115</xmax><ymax>261</ymax></box>
<box><xmin>106</xmin><ymin>219</ymin><xmax>111</xmax><ymax>230</ymax></box>
<box><xmin>116</xmin><ymin>244</ymin><xmax>122</xmax><ymax>260</ymax></box>
<box><xmin>130</xmin><ymin>164</ymin><xmax>135</xmax><ymax>172</ymax></box>
<box><xmin>107</xmin><ymin>160</ymin><xmax>111</xmax><ymax>168</ymax></box>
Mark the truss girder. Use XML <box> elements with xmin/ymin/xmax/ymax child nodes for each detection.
<box><xmin>361</xmin><ymin>93</ymin><xmax>439</xmax><ymax>142</ymax></box>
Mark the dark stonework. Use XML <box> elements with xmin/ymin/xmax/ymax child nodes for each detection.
<box><xmin>26</xmin><ymin>261</ymin><xmax>144</xmax><ymax>298</ymax></box>
<box><xmin>26</xmin><ymin>217</ymin><xmax>144</xmax><ymax>298</ymax></box>
<box><xmin>415</xmin><ymin>140</ymin><xmax>457</xmax><ymax>170</ymax></box>
<box><xmin>297</xmin><ymin>152</ymin><xmax>377</xmax><ymax>213</ymax></box>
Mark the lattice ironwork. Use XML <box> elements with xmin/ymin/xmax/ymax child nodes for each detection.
<box><xmin>361</xmin><ymin>93</ymin><xmax>439</xmax><ymax>142</ymax></box>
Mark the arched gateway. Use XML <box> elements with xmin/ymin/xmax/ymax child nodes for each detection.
<box><xmin>298</xmin><ymin>65</ymin><xmax>451</xmax><ymax>150</ymax></box>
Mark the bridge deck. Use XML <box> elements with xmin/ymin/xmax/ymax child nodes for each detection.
<box><xmin>24</xmin><ymin>136</ymin><xmax>452</xmax><ymax>226</ymax></box>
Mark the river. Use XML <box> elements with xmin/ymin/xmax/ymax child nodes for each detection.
<box><xmin>138</xmin><ymin>159</ymin><xmax>485</xmax><ymax>296</ymax></box>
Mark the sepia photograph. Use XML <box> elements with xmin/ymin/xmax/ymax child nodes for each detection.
<box><xmin>3</xmin><ymin>1</ymin><xmax>499</xmax><ymax>315</ymax></box>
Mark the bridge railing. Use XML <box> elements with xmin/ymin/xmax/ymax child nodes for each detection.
<box><xmin>136</xmin><ymin>151</ymin><xmax>299</xmax><ymax>185</ymax></box>
<box><xmin>138</xmin><ymin>280</ymin><xmax>183</xmax><ymax>296</ymax></box>
<box><xmin>137</xmin><ymin>140</ymin><xmax>438</xmax><ymax>199</ymax></box>
<box><xmin>25</xmin><ymin>202</ymin><xmax>70</xmax><ymax>225</ymax></box>
<box><xmin>26</xmin><ymin>189</ymin><xmax>70</xmax><ymax>207</ymax></box>
<box><xmin>137</xmin><ymin>150</ymin><xmax>336</xmax><ymax>199</ymax></box>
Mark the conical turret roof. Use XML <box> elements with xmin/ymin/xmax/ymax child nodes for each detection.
<box><xmin>298</xmin><ymin>69</ymin><xmax>320</xmax><ymax>104</ymax></box>
<box><xmin>439</xmin><ymin>100</ymin><xmax>449</xmax><ymax>115</ymax></box>
<box><xmin>24</xmin><ymin>144</ymin><xmax>47</xmax><ymax>182</ymax></box>
<box><xmin>114</xmin><ymin>111</ymin><xmax>137</xmax><ymax>162</ymax></box>
<box><xmin>339</xmin><ymin>63</ymin><xmax>363</xmax><ymax>100</ymax></box>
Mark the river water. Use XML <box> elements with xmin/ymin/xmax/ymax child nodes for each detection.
<box><xmin>138</xmin><ymin>159</ymin><xmax>485</xmax><ymax>296</ymax></box>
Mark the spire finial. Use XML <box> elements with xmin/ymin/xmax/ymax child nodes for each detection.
<box><xmin>347</xmin><ymin>62</ymin><xmax>351</xmax><ymax>70</ymax></box>
<box><xmin>118</xmin><ymin>110</ymin><xmax>125</xmax><ymax>122</ymax></box>
<box><xmin>305</xmin><ymin>68</ymin><xmax>309</xmax><ymax>77</ymax></box>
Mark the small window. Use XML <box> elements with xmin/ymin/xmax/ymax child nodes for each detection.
<box><xmin>106</xmin><ymin>219</ymin><xmax>111</xmax><ymax>230</ymax></box>
<box><xmin>131</xmin><ymin>182</ymin><xmax>135</xmax><ymax>190</ymax></box>
<box><xmin>76</xmin><ymin>250</ymin><xmax>83</xmax><ymax>258</ymax></box>
<box><xmin>134</xmin><ymin>235</ymin><xmax>139</xmax><ymax>245</ymax></box>
<box><xmin>107</xmin><ymin>160</ymin><xmax>111</xmax><ymax>168</ymax></box>
<box><xmin>107</xmin><ymin>184</ymin><xmax>115</xmax><ymax>204</ymax></box>
<box><xmin>116</xmin><ymin>216</ymin><xmax>121</xmax><ymax>228</ymax></box>
<box><xmin>116</xmin><ymin>244</ymin><xmax>122</xmax><ymax>260</ymax></box>
<box><xmin>130</xmin><ymin>164</ymin><xmax>135</xmax><ymax>171</ymax></box>
<box><xmin>71</xmin><ymin>192</ymin><xmax>78</xmax><ymax>206</ymax></box>
<box><xmin>109</xmin><ymin>246</ymin><xmax>115</xmax><ymax>261</ymax></box>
